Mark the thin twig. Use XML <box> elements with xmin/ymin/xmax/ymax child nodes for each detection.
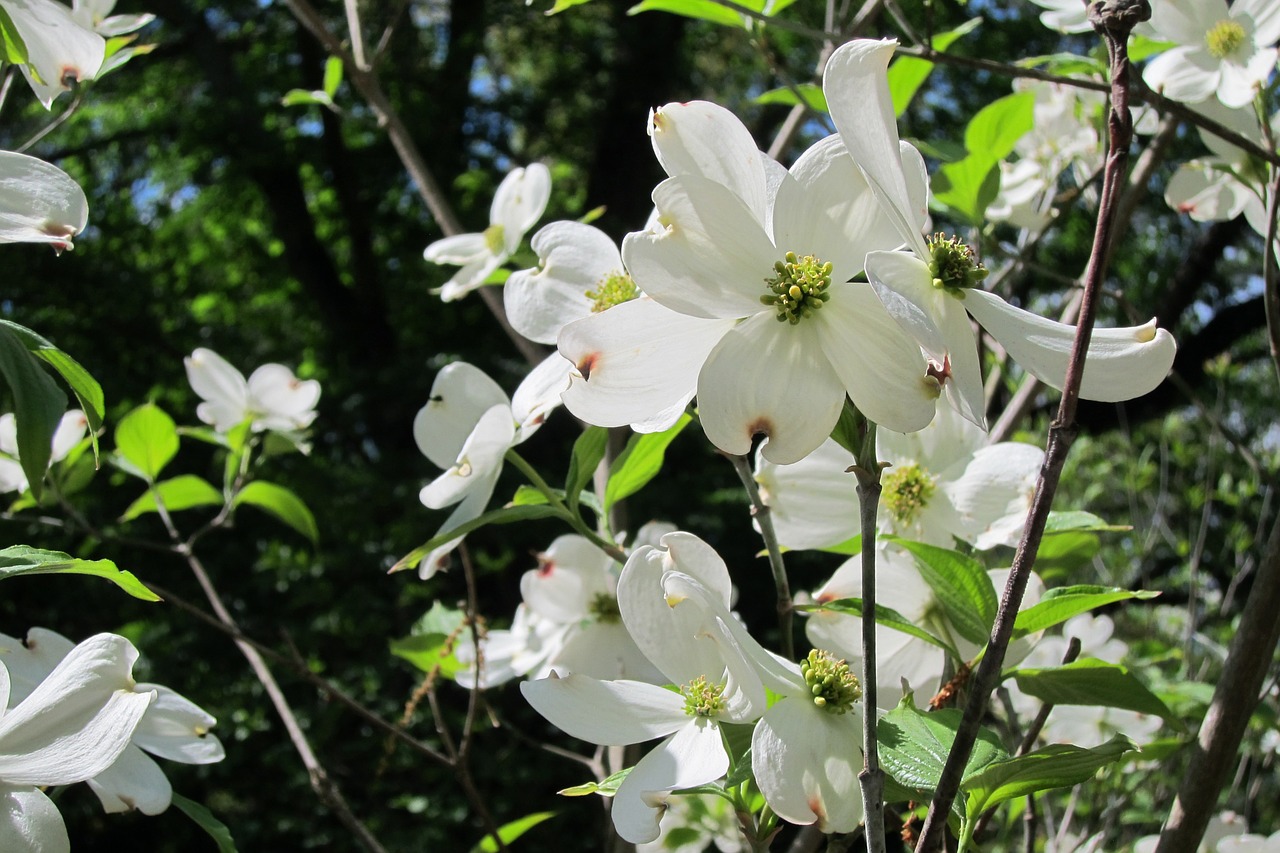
<box><xmin>730</xmin><ymin>453</ymin><xmax>794</xmax><ymax>660</ymax></box>
<box><xmin>914</xmin><ymin>3</ymin><xmax>1147</xmax><ymax>847</ymax></box>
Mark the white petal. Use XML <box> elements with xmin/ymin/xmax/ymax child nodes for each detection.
<box><xmin>752</xmin><ymin>698</ymin><xmax>863</xmax><ymax>833</ymax></box>
<box><xmin>413</xmin><ymin>362</ymin><xmax>510</xmax><ymax>470</ymax></box>
<box><xmin>613</xmin><ymin>720</ymin><xmax>729</xmax><ymax>844</ymax></box>
<box><xmin>1142</xmin><ymin>46</ymin><xmax>1220</xmax><ymax>105</ymax></box>
<box><xmin>5</xmin><ymin>0</ymin><xmax>105</xmax><ymax>109</ymax></box>
<box><xmin>92</xmin><ymin>12</ymin><xmax>155</xmax><ymax>36</ymax></box>
<box><xmin>86</xmin><ymin>745</ymin><xmax>171</xmax><ymax>814</ymax></box>
<box><xmin>1218</xmin><ymin>47</ymin><xmax>1278</xmax><ymax>109</ymax></box>
<box><xmin>552</xmin><ymin>622</ymin><xmax>666</xmax><ymax>684</ymax></box>
<box><xmin>184</xmin><ymin>348</ymin><xmax>248</xmax><ymax>432</ymax></box>
<box><xmin>0</xmin><ymin>785</ymin><xmax>68</xmax><ymax>853</ymax></box>
<box><xmin>1147</xmin><ymin>0</ymin><xmax>1225</xmax><ymax>44</ymax></box>
<box><xmin>418</xmin><ymin>404</ymin><xmax>514</xmax><ymax>510</ymax></box>
<box><xmin>132</xmin><ymin>684</ymin><xmax>224</xmax><ymax>764</ymax></box>
<box><xmin>624</xmin><ymin>175</ymin><xmax>778</xmax><ymax>319</ymax></box>
<box><xmin>823</xmin><ymin>38</ymin><xmax>929</xmax><ymax>257</ymax></box>
<box><xmin>962</xmin><ymin>290</ymin><xmax>1177</xmax><ymax>402</ymax></box>
<box><xmin>557</xmin><ymin>298</ymin><xmax>731</xmax><ymax>432</ymax></box>
<box><xmin>697</xmin><ymin>314</ymin><xmax>845</xmax><ymax>465</ymax></box>
<box><xmin>504</xmin><ymin>221</ymin><xmax>621</xmax><ymax>344</ymax></box>
<box><xmin>814</xmin><ymin>286</ymin><xmax>937</xmax><ymax>435</ymax></box>
<box><xmin>510</xmin><ymin>351</ymin><xmax>572</xmax><ymax>441</ymax></box>
<box><xmin>755</xmin><ymin>439</ymin><xmax>859</xmax><ymax>551</ymax></box>
<box><xmin>946</xmin><ymin>442</ymin><xmax>1044</xmax><ymax>550</ymax></box>
<box><xmin>423</xmin><ymin>232</ymin><xmax>488</xmax><ymax>265</ymax></box>
<box><xmin>246</xmin><ymin>364</ymin><xmax>320</xmax><ymax>431</ymax></box>
<box><xmin>520</xmin><ymin>535</ymin><xmax>610</xmax><ymax>624</ymax></box>
<box><xmin>648</xmin><ymin>101</ymin><xmax>768</xmax><ymax>226</ymax></box>
<box><xmin>48</xmin><ymin>411</ymin><xmax>87</xmax><ymax>462</ymax></box>
<box><xmin>492</xmin><ymin>164</ymin><xmax>551</xmax><ymax>251</ymax></box>
<box><xmin>865</xmin><ymin>250</ymin><xmax>947</xmax><ymax>359</ymax></box>
<box><xmin>520</xmin><ymin>673</ymin><xmax>686</xmax><ymax>745</ymax></box>
<box><xmin>0</xmin><ymin>634</ymin><xmax>153</xmax><ymax>786</ymax></box>
<box><xmin>772</xmin><ymin>134</ymin><xmax>902</xmax><ymax>276</ymax></box>
<box><xmin>1165</xmin><ymin>161</ymin><xmax>1251</xmax><ymax>222</ymax></box>
<box><xmin>0</xmin><ymin>152</ymin><xmax>89</xmax><ymax>249</ymax></box>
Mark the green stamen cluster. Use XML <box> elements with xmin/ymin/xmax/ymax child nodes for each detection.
<box><xmin>801</xmin><ymin>649</ymin><xmax>862</xmax><ymax>714</ymax></box>
<box><xmin>681</xmin><ymin>675</ymin><xmax>727</xmax><ymax>717</ymax></box>
<box><xmin>483</xmin><ymin>224</ymin><xmax>506</xmax><ymax>255</ymax></box>
<box><xmin>882</xmin><ymin>462</ymin><xmax>936</xmax><ymax>526</ymax></box>
<box><xmin>588</xmin><ymin>592</ymin><xmax>621</xmax><ymax>624</ymax></box>
<box><xmin>1206</xmin><ymin>19</ymin><xmax>1246</xmax><ymax>58</ymax></box>
<box><xmin>585</xmin><ymin>271</ymin><xmax>639</xmax><ymax>312</ymax></box>
<box><xmin>926</xmin><ymin>234</ymin><xmax>988</xmax><ymax>292</ymax></box>
<box><xmin>761</xmin><ymin>252</ymin><xmax>833</xmax><ymax>325</ymax></box>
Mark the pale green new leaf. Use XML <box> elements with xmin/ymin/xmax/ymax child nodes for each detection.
<box><xmin>962</xmin><ymin>735</ymin><xmax>1138</xmax><ymax>819</ymax></box>
<box><xmin>121</xmin><ymin>475</ymin><xmax>224</xmax><ymax>521</ymax></box>
<box><xmin>114</xmin><ymin>403</ymin><xmax>179</xmax><ymax>482</ymax></box>
<box><xmin>233</xmin><ymin>481</ymin><xmax>319</xmax><ymax>543</ymax></box>
<box><xmin>604</xmin><ymin>413</ymin><xmax>690</xmax><ymax>511</ymax></box>
<box><xmin>0</xmin><ymin>545</ymin><xmax>160</xmax><ymax>601</ymax></box>
<box><xmin>391</xmin><ymin>505</ymin><xmax>562</xmax><ymax>572</ymax></box>
<box><xmin>0</xmin><ymin>5</ymin><xmax>28</xmax><ymax>63</ymax></box>
<box><xmin>559</xmin><ymin>767</ymin><xmax>631</xmax><ymax>797</ymax></box>
<box><xmin>471</xmin><ymin>811</ymin><xmax>557</xmax><ymax>852</ymax></box>
<box><xmin>564</xmin><ymin>426</ymin><xmax>608</xmax><ymax>513</ymax></box>
<box><xmin>628</xmin><ymin>0</ymin><xmax>745</xmax><ymax>27</ymax></box>
<box><xmin>171</xmin><ymin>793</ymin><xmax>237</xmax><ymax>853</ymax></box>
<box><xmin>1012</xmin><ymin>585</ymin><xmax>1160</xmax><ymax>637</ymax></box>
<box><xmin>323</xmin><ymin>55</ymin><xmax>342</xmax><ymax>96</ymax></box>
<box><xmin>886</xmin><ymin>17</ymin><xmax>982</xmax><ymax>116</ymax></box>
<box><xmin>281</xmin><ymin>89</ymin><xmax>332</xmax><ymax>108</ymax></box>
<box><xmin>753</xmin><ymin>84</ymin><xmax>827</xmax><ymax>113</ymax></box>
<box><xmin>546</xmin><ymin>0</ymin><xmax>595</xmax><ymax>13</ymax></box>
<box><xmin>963</xmin><ymin>90</ymin><xmax>1035</xmax><ymax>161</ymax></box>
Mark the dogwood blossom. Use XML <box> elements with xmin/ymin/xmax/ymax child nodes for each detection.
<box><xmin>424</xmin><ymin>164</ymin><xmax>551</xmax><ymax>302</ymax></box>
<box><xmin>825</xmin><ymin>39</ymin><xmax>1177</xmax><ymax>427</ymax></box>
<box><xmin>2</xmin><ymin>0</ymin><xmax>105</xmax><ymax>108</ymax></box>
<box><xmin>565</xmin><ymin>100</ymin><xmax>934</xmax><ymax>464</ymax></box>
<box><xmin>0</xmin><ymin>632</ymin><xmax>154</xmax><ymax>851</ymax></box>
<box><xmin>70</xmin><ymin>0</ymin><xmax>155</xmax><ymax>76</ymax></box>
<box><xmin>0</xmin><ymin>151</ymin><xmax>90</xmax><ymax>251</ymax></box>
<box><xmin>0</xmin><ymin>627</ymin><xmax>224</xmax><ymax>816</ymax></box>
<box><xmin>1145</xmin><ymin>0</ymin><xmax>1280</xmax><ymax>108</ymax></box>
<box><xmin>184</xmin><ymin>347</ymin><xmax>320</xmax><ymax>434</ymax></box>
<box><xmin>0</xmin><ymin>409</ymin><xmax>88</xmax><ymax>494</ymax></box>
<box><xmin>755</xmin><ymin>403</ymin><xmax>1042</xmax><ymax>552</ymax></box>
<box><xmin>413</xmin><ymin>354</ymin><xmax>570</xmax><ymax>578</ymax></box>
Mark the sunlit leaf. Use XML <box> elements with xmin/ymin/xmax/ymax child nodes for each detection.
<box><xmin>604</xmin><ymin>414</ymin><xmax>690</xmax><ymax>511</ymax></box>
<box><xmin>114</xmin><ymin>403</ymin><xmax>179</xmax><ymax>482</ymax></box>
<box><xmin>0</xmin><ymin>545</ymin><xmax>160</xmax><ymax>601</ymax></box>
<box><xmin>962</xmin><ymin>735</ymin><xmax>1138</xmax><ymax>819</ymax></box>
<box><xmin>121</xmin><ymin>474</ymin><xmax>223</xmax><ymax>521</ymax></box>
<box><xmin>470</xmin><ymin>811</ymin><xmax>557</xmax><ymax>852</ymax></box>
<box><xmin>233</xmin><ymin>481</ymin><xmax>319</xmax><ymax>543</ymax></box>
<box><xmin>1011</xmin><ymin>658</ymin><xmax>1183</xmax><ymax>729</ymax></box>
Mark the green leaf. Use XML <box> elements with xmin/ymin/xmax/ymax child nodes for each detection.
<box><xmin>322</xmin><ymin>55</ymin><xmax>342</xmax><ymax>96</ymax></box>
<box><xmin>932</xmin><ymin>90</ymin><xmax>1035</xmax><ymax>225</ymax></box>
<box><xmin>565</xmin><ymin>426</ymin><xmax>608</xmax><ymax>513</ymax></box>
<box><xmin>1033</xmin><ymin>531</ymin><xmax>1101</xmax><ymax>574</ymax></box>
<box><xmin>891</xmin><ymin>538</ymin><xmax>997</xmax><ymax>646</ymax></box>
<box><xmin>963</xmin><ymin>91</ymin><xmax>1035</xmax><ymax>161</ymax></box>
<box><xmin>233</xmin><ymin>481</ymin><xmax>319</xmax><ymax>543</ymax></box>
<box><xmin>471</xmin><ymin>811</ymin><xmax>557</xmax><ymax>852</ymax></box>
<box><xmin>1044</xmin><ymin>510</ymin><xmax>1129</xmax><ymax>533</ymax></box>
<box><xmin>798</xmin><ymin>597</ymin><xmax>957</xmax><ymax>657</ymax></box>
<box><xmin>627</xmin><ymin>0</ymin><xmax>745</xmax><ymax>27</ymax></box>
<box><xmin>0</xmin><ymin>320</ymin><xmax>106</xmax><ymax>438</ymax></box>
<box><xmin>878</xmin><ymin>693</ymin><xmax>1008</xmax><ymax>805</ymax></box>
<box><xmin>511</xmin><ymin>484</ymin><xmax>552</xmax><ymax>506</ymax></box>
<box><xmin>281</xmin><ymin>89</ymin><xmax>332</xmax><ymax>108</ymax></box>
<box><xmin>121</xmin><ymin>475</ymin><xmax>224</xmax><ymax>521</ymax></box>
<box><xmin>545</xmin><ymin>0</ymin><xmax>595</xmax><ymax>13</ymax></box>
<box><xmin>0</xmin><ymin>546</ymin><xmax>160</xmax><ymax>602</ymax></box>
<box><xmin>171</xmin><ymin>792</ymin><xmax>238</xmax><ymax>853</ymax></box>
<box><xmin>392</xmin><ymin>505</ymin><xmax>562</xmax><ymax>573</ymax></box>
<box><xmin>1127</xmin><ymin>36</ymin><xmax>1176</xmax><ymax>62</ymax></box>
<box><xmin>931</xmin><ymin>155</ymin><xmax>1001</xmax><ymax>227</ymax></box>
<box><xmin>1012</xmin><ymin>585</ymin><xmax>1159</xmax><ymax>638</ymax></box>
<box><xmin>753</xmin><ymin>84</ymin><xmax>827</xmax><ymax>113</ymax></box>
<box><xmin>962</xmin><ymin>735</ymin><xmax>1138</xmax><ymax>819</ymax></box>
<box><xmin>559</xmin><ymin>767</ymin><xmax>631</xmax><ymax>797</ymax></box>
<box><xmin>391</xmin><ymin>602</ymin><xmax>467</xmax><ymax>677</ymax></box>
<box><xmin>886</xmin><ymin>18</ymin><xmax>981</xmax><ymax>116</ymax></box>
<box><xmin>1016</xmin><ymin>52</ymin><xmax>1108</xmax><ymax>77</ymax></box>
<box><xmin>604</xmin><ymin>414</ymin><xmax>690</xmax><ymax>511</ymax></box>
<box><xmin>0</xmin><ymin>326</ymin><xmax>66</xmax><ymax>500</ymax></box>
<box><xmin>1011</xmin><ymin>658</ymin><xmax>1183</xmax><ymax>729</ymax></box>
<box><xmin>0</xmin><ymin>4</ymin><xmax>28</xmax><ymax>64</ymax></box>
<box><xmin>114</xmin><ymin>403</ymin><xmax>179</xmax><ymax>482</ymax></box>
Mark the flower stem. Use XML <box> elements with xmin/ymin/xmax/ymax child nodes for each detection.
<box><xmin>730</xmin><ymin>453</ymin><xmax>794</xmax><ymax>661</ymax></box>
<box><xmin>505</xmin><ymin>448</ymin><xmax>627</xmax><ymax>563</ymax></box>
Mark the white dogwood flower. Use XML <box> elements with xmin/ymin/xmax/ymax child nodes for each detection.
<box><xmin>2</xmin><ymin>0</ymin><xmax>105</xmax><ymax>108</ymax></box>
<box><xmin>413</xmin><ymin>354</ymin><xmax>570</xmax><ymax>578</ymax></box>
<box><xmin>184</xmin><ymin>347</ymin><xmax>320</xmax><ymax>434</ymax></box>
<box><xmin>825</xmin><ymin>39</ymin><xmax>1177</xmax><ymax>428</ymax></box>
<box><xmin>566</xmin><ymin>101</ymin><xmax>934</xmax><ymax>464</ymax></box>
<box><xmin>1145</xmin><ymin>0</ymin><xmax>1280</xmax><ymax>108</ymax></box>
<box><xmin>424</xmin><ymin>164</ymin><xmax>551</xmax><ymax>302</ymax></box>
<box><xmin>0</xmin><ymin>151</ymin><xmax>90</xmax><ymax>251</ymax></box>
<box><xmin>0</xmin><ymin>409</ymin><xmax>88</xmax><ymax>494</ymax></box>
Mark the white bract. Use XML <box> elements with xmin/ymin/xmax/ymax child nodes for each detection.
<box><xmin>0</xmin><ymin>151</ymin><xmax>90</xmax><ymax>251</ymax></box>
<box><xmin>0</xmin><ymin>627</ymin><xmax>224</xmax><ymax>816</ymax></box>
<box><xmin>755</xmin><ymin>403</ymin><xmax>1043</xmax><ymax>552</ymax></box>
<box><xmin>1</xmin><ymin>0</ymin><xmax>105</xmax><ymax>108</ymax></box>
<box><xmin>184</xmin><ymin>347</ymin><xmax>321</xmax><ymax>434</ymax></box>
<box><xmin>565</xmin><ymin>100</ymin><xmax>935</xmax><ymax>464</ymax></box>
<box><xmin>70</xmin><ymin>0</ymin><xmax>155</xmax><ymax>76</ymax></box>
<box><xmin>0</xmin><ymin>632</ymin><xmax>154</xmax><ymax>851</ymax></box>
<box><xmin>825</xmin><ymin>39</ymin><xmax>1177</xmax><ymax>427</ymax></box>
<box><xmin>412</xmin><ymin>353</ymin><xmax>570</xmax><ymax>578</ymax></box>
<box><xmin>1144</xmin><ymin>0</ymin><xmax>1280</xmax><ymax>108</ymax></box>
<box><xmin>0</xmin><ymin>409</ymin><xmax>87</xmax><ymax>494</ymax></box>
<box><xmin>1024</xmin><ymin>0</ymin><xmax>1091</xmax><ymax>34</ymax></box>
<box><xmin>424</xmin><ymin>163</ymin><xmax>551</xmax><ymax>302</ymax></box>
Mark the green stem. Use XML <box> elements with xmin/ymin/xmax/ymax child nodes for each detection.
<box><xmin>505</xmin><ymin>448</ymin><xmax>627</xmax><ymax>562</ymax></box>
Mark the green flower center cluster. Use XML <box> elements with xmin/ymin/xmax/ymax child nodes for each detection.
<box><xmin>761</xmin><ymin>252</ymin><xmax>833</xmax><ymax>325</ymax></box>
<box><xmin>882</xmin><ymin>462</ymin><xmax>936</xmax><ymax>526</ymax></box>
<box><xmin>681</xmin><ymin>675</ymin><xmax>727</xmax><ymax>717</ymax></box>
<box><xmin>588</xmin><ymin>592</ymin><xmax>621</xmax><ymax>624</ymax></box>
<box><xmin>585</xmin><ymin>271</ymin><xmax>639</xmax><ymax>312</ymax></box>
<box><xmin>1206</xmin><ymin>19</ymin><xmax>1247</xmax><ymax>59</ymax></box>
<box><xmin>926</xmin><ymin>234</ymin><xmax>988</xmax><ymax>292</ymax></box>
<box><xmin>801</xmin><ymin>649</ymin><xmax>862</xmax><ymax>714</ymax></box>
<box><xmin>483</xmin><ymin>224</ymin><xmax>506</xmax><ymax>255</ymax></box>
